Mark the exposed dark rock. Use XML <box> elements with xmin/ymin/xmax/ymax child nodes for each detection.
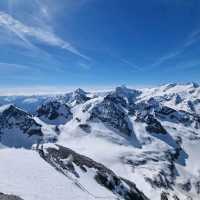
<box><xmin>155</xmin><ymin>106</ymin><xmax>200</xmax><ymax>129</ymax></box>
<box><xmin>72</xmin><ymin>89</ymin><xmax>91</xmax><ymax>105</ymax></box>
<box><xmin>144</xmin><ymin>152</ymin><xmax>176</xmax><ymax>190</ymax></box>
<box><xmin>125</xmin><ymin>158</ymin><xmax>147</xmax><ymax>166</ymax></box>
<box><xmin>164</xmin><ymin>83</ymin><xmax>177</xmax><ymax>91</ymax></box>
<box><xmin>173</xmin><ymin>194</ymin><xmax>180</xmax><ymax>200</ymax></box>
<box><xmin>0</xmin><ymin>193</ymin><xmax>23</xmax><ymax>200</ymax></box>
<box><xmin>135</xmin><ymin>98</ymin><xmax>161</xmax><ymax>114</ymax></box>
<box><xmin>114</xmin><ymin>86</ymin><xmax>141</xmax><ymax>103</ymax></box>
<box><xmin>54</xmin><ymin>126</ymin><xmax>60</xmax><ymax>134</ymax></box>
<box><xmin>175</xmin><ymin>95</ymin><xmax>182</xmax><ymax>105</ymax></box>
<box><xmin>157</xmin><ymin>106</ymin><xmax>176</xmax><ymax>116</ymax></box>
<box><xmin>64</xmin><ymin>88</ymin><xmax>91</xmax><ymax>106</ymax></box>
<box><xmin>187</xmin><ymin>100</ymin><xmax>195</xmax><ymax>112</ymax></box>
<box><xmin>136</xmin><ymin>114</ymin><xmax>167</xmax><ymax>134</ymax></box>
<box><xmin>110</xmin><ymin>86</ymin><xmax>142</xmax><ymax>115</ymax></box>
<box><xmin>179</xmin><ymin>180</ymin><xmax>192</xmax><ymax>192</ymax></box>
<box><xmin>120</xmin><ymin>151</ymin><xmax>163</xmax><ymax>168</ymax></box>
<box><xmin>89</xmin><ymin>94</ymin><xmax>132</xmax><ymax>136</ymax></box>
<box><xmin>0</xmin><ymin>105</ymin><xmax>42</xmax><ymax>136</ymax></box>
<box><xmin>75</xmin><ymin>117</ymin><xmax>81</xmax><ymax>122</ymax></box>
<box><xmin>147</xmin><ymin>97</ymin><xmax>160</xmax><ymax>108</ymax></box>
<box><xmin>38</xmin><ymin>145</ymin><xmax>149</xmax><ymax>200</ymax></box>
<box><xmin>195</xmin><ymin>180</ymin><xmax>200</xmax><ymax>194</ymax></box>
<box><xmin>189</xmin><ymin>82</ymin><xmax>199</xmax><ymax>88</ymax></box>
<box><xmin>78</xmin><ymin>124</ymin><xmax>91</xmax><ymax>133</ymax></box>
<box><xmin>104</xmin><ymin>94</ymin><xmax>128</xmax><ymax>108</ymax></box>
<box><xmin>193</xmin><ymin>99</ymin><xmax>200</xmax><ymax>105</ymax></box>
<box><xmin>37</xmin><ymin>100</ymin><xmax>72</xmax><ymax>125</ymax></box>
<box><xmin>161</xmin><ymin>192</ymin><xmax>170</xmax><ymax>200</ymax></box>
<box><xmin>135</xmin><ymin>101</ymin><xmax>200</xmax><ymax>130</ymax></box>
<box><xmin>145</xmin><ymin>173</ymin><xmax>173</xmax><ymax>190</ymax></box>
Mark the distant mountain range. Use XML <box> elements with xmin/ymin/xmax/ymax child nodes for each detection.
<box><xmin>0</xmin><ymin>83</ymin><xmax>200</xmax><ymax>200</ymax></box>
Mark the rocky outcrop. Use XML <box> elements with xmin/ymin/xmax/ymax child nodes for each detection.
<box><xmin>0</xmin><ymin>105</ymin><xmax>60</xmax><ymax>148</ymax></box>
<box><xmin>37</xmin><ymin>100</ymin><xmax>72</xmax><ymax>125</ymax></box>
<box><xmin>136</xmin><ymin>113</ymin><xmax>167</xmax><ymax>134</ymax></box>
<box><xmin>195</xmin><ymin>180</ymin><xmax>200</xmax><ymax>194</ymax></box>
<box><xmin>156</xmin><ymin>106</ymin><xmax>200</xmax><ymax>129</ymax></box>
<box><xmin>0</xmin><ymin>193</ymin><xmax>23</xmax><ymax>200</ymax></box>
<box><xmin>178</xmin><ymin>180</ymin><xmax>192</xmax><ymax>192</ymax></box>
<box><xmin>0</xmin><ymin>105</ymin><xmax>42</xmax><ymax>136</ymax></box>
<box><xmin>38</xmin><ymin>144</ymin><xmax>149</xmax><ymax>200</ymax></box>
<box><xmin>160</xmin><ymin>192</ymin><xmax>170</xmax><ymax>200</ymax></box>
<box><xmin>64</xmin><ymin>88</ymin><xmax>91</xmax><ymax>106</ymax></box>
<box><xmin>135</xmin><ymin>99</ymin><xmax>200</xmax><ymax>131</ymax></box>
<box><xmin>114</xmin><ymin>86</ymin><xmax>141</xmax><ymax>104</ymax></box>
<box><xmin>89</xmin><ymin>94</ymin><xmax>132</xmax><ymax>136</ymax></box>
<box><xmin>78</xmin><ymin>124</ymin><xmax>91</xmax><ymax>133</ymax></box>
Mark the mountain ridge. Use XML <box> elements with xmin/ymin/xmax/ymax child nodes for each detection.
<box><xmin>0</xmin><ymin>83</ymin><xmax>200</xmax><ymax>200</ymax></box>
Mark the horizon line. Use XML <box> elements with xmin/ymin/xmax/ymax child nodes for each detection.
<box><xmin>0</xmin><ymin>82</ymin><xmax>198</xmax><ymax>96</ymax></box>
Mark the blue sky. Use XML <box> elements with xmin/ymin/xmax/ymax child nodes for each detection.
<box><xmin>0</xmin><ymin>0</ymin><xmax>200</xmax><ymax>89</ymax></box>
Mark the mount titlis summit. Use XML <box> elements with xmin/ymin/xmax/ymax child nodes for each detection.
<box><xmin>0</xmin><ymin>84</ymin><xmax>200</xmax><ymax>200</ymax></box>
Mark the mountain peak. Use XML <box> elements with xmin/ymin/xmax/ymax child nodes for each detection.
<box><xmin>74</xmin><ymin>88</ymin><xmax>87</xmax><ymax>95</ymax></box>
<box><xmin>0</xmin><ymin>104</ymin><xmax>29</xmax><ymax>116</ymax></box>
<box><xmin>0</xmin><ymin>104</ymin><xmax>13</xmax><ymax>113</ymax></box>
<box><xmin>186</xmin><ymin>82</ymin><xmax>199</xmax><ymax>88</ymax></box>
<box><xmin>114</xmin><ymin>85</ymin><xmax>141</xmax><ymax>103</ymax></box>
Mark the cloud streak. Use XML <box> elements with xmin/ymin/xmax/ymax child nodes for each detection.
<box><xmin>149</xmin><ymin>29</ymin><xmax>200</xmax><ymax>69</ymax></box>
<box><xmin>184</xmin><ymin>29</ymin><xmax>200</xmax><ymax>47</ymax></box>
<box><xmin>0</xmin><ymin>62</ymin><xmax>43</xmax><ymax>75</ymax></box>
<box><xmin>0</xmin><ymin>11</ymin><xmax>90</xmax><ymax>60</ymax></box>
<box><xmin>78</xmin><ymin>62</ymin><xmax>91</xmax><ymax>70</ymax></box>
<box><xmin>0</xmin><ymin>62</ymin><xmax>31</xmax><ymax>70</ymax></box>
<box><xmin>150</xmin><ymin>50</ymin><xmax>183</xmax><ymax>68</ymax></box>
<box><xmin>120</xmin><ymin>59</ymin><xmax>141</xmax><ymax>71</ymax></box>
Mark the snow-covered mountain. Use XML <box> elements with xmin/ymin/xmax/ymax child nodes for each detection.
<box><xmin>37</xmin><ymin>100</ymin><xmax>72</xmax><ymax>125</ymax></box>
<box><xmin>139</xmin><ymin>82</ymin><xmax>200</xmax><ymax>114</ymax></box>
<box><xmin>0</xmin><ymin>83</ymin><xmax>200</xmax><ymax>200</ymax></box>
<box><xmin>0</xmin><ymin>104</ymin><xmax>43</xmax><ymax>148</ymax></box>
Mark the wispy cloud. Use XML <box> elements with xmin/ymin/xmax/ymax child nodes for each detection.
<box><xmin>0</xmin><ymin>86</ymin><xmax>76</xmax><ymax>96</ymax></box>
<box><xmin>168</xmin><ymin>59</ymin><xmax>200</xmax><ymax>72</ymax></box>
<box><xmin>78</xmin><ymin>62</ymin><xmax>91</xmax><ymax>70</ymax></box>
<box><xmin>0</xmin><ymin>11</ymin><xmax>90</xmax><ymax>60</ymax></box>
<box><xmin>150</xmin><ymin>29</ymin><xmax>200</xmax><ymax>69</ymax></box>
<box><xmin>0</xmin><ymin>62</ymin><xmax>31</xmax><ymax>71</ymax></box>
<box><xmin>150</xmin><ymin>50</ymin><xmax>183</xmax><ymax>68</ymax></box>
<box><xmin>120</xmin><ymin>59</ymin><xmax>141</xmax><ymax>71</ymax></box>
<box><xmin>0</xmin><ymin>62</ymin><xmax>43</xmax><ymax>75</ymax></box>
<box><xmin>35</xmin><ymin>0</ymin><xmax>50</xmax><ymax>19</ymax></box>
<box><xmin>184</xmin><ymin>29</ymin><xmax>200</xmax><ymax>47</ymax></box>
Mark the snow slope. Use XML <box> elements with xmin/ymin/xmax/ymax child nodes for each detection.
<box><xmin>56</xmin><ymin>85</ymin><xmax>200</xmax><ymax>200</ymax></box>
<box><xmin>0</xmin><ymin>148</ymin><xmax>117</xmax><ymax>200</ymax></box>
<box><xmin>139</xmin><ymin>83</ymin><xmax>200</xmax><ymax>114</ymax></box>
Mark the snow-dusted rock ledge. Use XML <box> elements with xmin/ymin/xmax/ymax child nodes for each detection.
<box><xmin>0</xmin><ymin>193</ymin><xmax>23</xmax><ymax>200</ymax></box>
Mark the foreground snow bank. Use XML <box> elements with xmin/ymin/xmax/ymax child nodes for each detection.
<box><xmin>0</xmin><ymin>148</ymin><xmax>103</xmax><ymax>200</ymax></box>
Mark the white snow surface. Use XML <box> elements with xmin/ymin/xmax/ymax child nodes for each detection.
<box><xmin>139</xmin><ymin>83</ymin><xmax>200</xmax><ymax>114</ymax></box>
<box><xmin>0</xmin><ymin>104</ymin><xmax>12</xmax><ymax>113</ymax></box>
<box><xmin>0</xmin><ymin>148</ymin><xmax>116</xmax><ymax>200</ymax></box>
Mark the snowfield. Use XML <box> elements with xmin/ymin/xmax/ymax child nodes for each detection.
<box><xmin>0</xmin><ymin>148</ymin><xmax>116</xmax><ymax>200</ymax></box>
